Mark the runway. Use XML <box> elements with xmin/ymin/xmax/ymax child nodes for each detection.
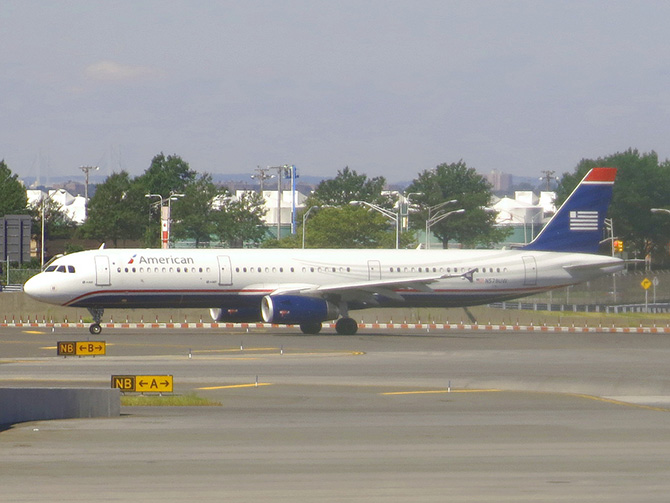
<box><xmin>2</xmin><ymin>326</ymin><xmax>670</xmax><ymax>502</ymax></box>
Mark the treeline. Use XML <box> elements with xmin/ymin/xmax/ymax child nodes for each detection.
<box><xmin>2</xmin><ymin>148</ymin><xmax>670</xmax><ymax>265</ymax></box>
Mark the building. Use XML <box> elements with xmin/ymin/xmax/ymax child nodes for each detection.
<box><xmin>486</xmin><ymin>170</ymin><xmax>513</xmax><ymax>191</ymax></box>
<box><xmin>26</xmin><ymin>189</ymin><xmax>88</xmax><ymax>225</ymax></box>
<box><xmin>492</xmin><ymin>191</ymin><xmax>556</xmax><ymax>245</ymax></box>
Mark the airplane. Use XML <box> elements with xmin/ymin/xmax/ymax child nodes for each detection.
<box><xmin>23</xmin><ymin>167</ymin><xmax>623</xmax><ymax>336</ymax></box>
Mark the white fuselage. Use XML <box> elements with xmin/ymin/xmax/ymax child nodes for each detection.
<box><xmin>24</xmin><ymin>247</ymin><xmax>623</xmax><ymax>315</ymax></box>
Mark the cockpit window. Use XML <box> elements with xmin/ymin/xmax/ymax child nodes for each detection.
<box><xmin>45</xmin><ymin>265</ymin><xmax>57</xmax><ymax>272</ymax></box>
<box><xmin>68</xmin><ymin>266</ymin><xmax>76</xmax><ymax>273</ymax></box>
<box><xmin>56</xmin><ymin>265</ymin><xmax>67</xmax><ymax>273</ymax></box>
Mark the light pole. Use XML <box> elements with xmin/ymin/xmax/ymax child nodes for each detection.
<box><xmin>424</xmin><ymin>200</ymin><xmax>457</xmax><ymax>249</ymax></box>
<box><xmin>80</xmin><ymin>165</ymin><xmax>99</xmax><ymax>219</ymax></box>
<box><xmin>400</xmin><ymin>192</ymin><xmax>423</xmax><ymax>232</ymax></box>
<box><xmin>302</xmin><ymin>205</ymin><xmax>320</xmax><ymax>249</ymax></box>
<box><xmin>351</xmin><ymin>200</ymin><xmax>400</xmax><ymax>249</ymax></box>
<box><xmin>145</xmin><ymin>194</ymin><xmax>166</xmax><ymax>248</ymax></box>
<box><xmin>267</xmin><ymin>165</ymin><xmax>290</xmax><ymax>240</ymax></box>
<box><xmin>167</xmin><ymin>191</ymin><xmax>184</xmax><ymax>247</ymax></box>
<box><xmin>40</xmin><ymin>189</ymin><xmax>65</xmax><ymax>268</ymax></box>
<box><xmin>425</xmin><ymin>208</ymin><xmax>465</xmax><ymax>249</ymax></box>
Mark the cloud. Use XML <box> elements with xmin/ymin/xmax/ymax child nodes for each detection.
<box><xmin>84</xmin><ymin>60</ymin><xmax>163</xmax><ymax>82</ymax></box>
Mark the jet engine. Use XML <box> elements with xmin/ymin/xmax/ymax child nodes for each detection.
<box><xmin>260</xmin><ymin>295</ymin><xmax>339</xmax><ymax>325</ymax></box>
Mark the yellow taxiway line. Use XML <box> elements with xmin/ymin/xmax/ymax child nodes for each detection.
<box><xmin>198</xmin><ymin>383</ymin><xmax>273</xmax><ymax>390</ymax></box>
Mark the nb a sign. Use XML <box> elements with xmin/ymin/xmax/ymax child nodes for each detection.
<box><xmin>111</xmin><ymin>375</ymin><xmax>174</xmax><ymax>393</ymax></box>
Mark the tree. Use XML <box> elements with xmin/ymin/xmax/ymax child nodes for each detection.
<box><xmin>406</xmin><ymin>161</ymin><xmax>509</xmax><ymax>248</ymax></box>
<box><xmin>309</xmin><ymin>166</ymin><xmax>387</xmax><ymax>206</ymax></box>
<box><xmin>212</xmin><ymin>190</ymin><xmax>267</xmax><ymax>248</ymax></box>
<box><xmin>0</xmin><ymin>160</ymin><xmax>28</xmax><ymax>217</ymax></box>
<box><xmin>135</xmin><ymin>153</ymin><xmax>197</xmax><ymax>198</ymax></box>
<box><xmin>556</xmin><ymin>149</ymin><xmax>670</xmax><ymax>265</ymax></box>
<box><xmin>270</xmin><ymin>205</ymin><xmax>417</xmax><ymax>249</ymax></box>
<box><xmin>171</xmin><ymin>174</ymin><xmax>222</xmax><ymax>248</ymax></box>
<box><xmin>79</xmin><ymin>171</ymin><xmax>147</xmax><ymax>247</ymax></box>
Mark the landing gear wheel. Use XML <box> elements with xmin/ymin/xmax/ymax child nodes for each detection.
<box><xmin>335</xmin><ymin>317</ymin><xmax>358</xmax><ymax>335</ymax></box>
<box><xmin>87</xmin><ymin>307</ymin><xmax>104</xmax><ymax>335</ymax></box>
<box><xmin>300</xmin><ymin>321</ymin><xmax>322</xmax><ymax>335</ymax></box>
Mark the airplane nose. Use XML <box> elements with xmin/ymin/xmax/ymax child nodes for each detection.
<box><xmin>23</xmin><ymin>273</ymin><xmax>46</xmax><ymax>301</ymax></box>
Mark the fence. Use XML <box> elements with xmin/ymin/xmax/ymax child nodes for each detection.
<box><xmin>1</xmin><ymin>267</ymin><xmax>40</xmax><ymax>287</ymax></box>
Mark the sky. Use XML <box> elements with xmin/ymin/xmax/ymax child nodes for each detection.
<box><xmin>2</xmin><ymin>0</ymin><xmax>670</xmax><ymax>184</ymax></box>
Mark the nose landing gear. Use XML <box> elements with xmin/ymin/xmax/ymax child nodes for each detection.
<box><xmin>87</xmin><ymin>307</ymin><xmax>104</xmax><ymax>335</ymax></box>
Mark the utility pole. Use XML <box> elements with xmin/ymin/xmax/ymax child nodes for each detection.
<box><xmin>80</xmin><ymin>165</ymin><xmax>99</xmax><ymax>218</ymax></box>
<box><xmin>251</xmin><ymin>166</ymin><xmax>274</xmax><ymax>193</ymax></box>
<box><xmin>539</xmin><ymin>170</ymin><xmax>556</xmax><ymax>191</ymax></box>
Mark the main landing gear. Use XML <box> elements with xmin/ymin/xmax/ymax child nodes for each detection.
<box><xmin>87</xmin><ymin>307</ymin><xmax>104</xmax><ymax>335</ymax></box>
<box><xmin>335</xmin><ymin>317</ymin><xmax>358</xmax><ymax>335</ymax></box>
<box><xmin>298</xmin><ymin>317</ymin><xmax>359</xmax><ymax>335</ymax></box>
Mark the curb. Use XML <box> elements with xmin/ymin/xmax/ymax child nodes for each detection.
<box><xmin>2</xmin><ymin>321</ymin><xmax>670</xmax><ymax>334</ymax></box>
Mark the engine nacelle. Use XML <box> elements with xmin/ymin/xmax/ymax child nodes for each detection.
<box><xmin>260</xmin><ymin>295</ymin><xmax>339</xmax><ymax>325</ymax></box>
<box><xmin>210</xmin><ymin>306</ymin><xmax>261</xmax><ymax>323</ymax></box>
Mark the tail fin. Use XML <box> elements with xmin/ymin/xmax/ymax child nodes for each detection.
<box><xmin>522</xmin><ymin>167</ymin><xmax>617</xmax><ymax>253</ymax></box>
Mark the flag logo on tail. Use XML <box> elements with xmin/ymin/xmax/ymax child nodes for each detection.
<box><xmin>570</xmin><ymin>211</ymin><xmax>598</xmax><ymax>231</ymax></box>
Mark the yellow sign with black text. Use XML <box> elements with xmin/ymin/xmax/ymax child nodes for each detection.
<box><xmin>111</xmin><ymin>375</ymin><xmax>173</xmax><ymax>393</ymax></box>
<box><xmin>57</xmin><ymin>341</ymin><xmax>106</xmax><ymax>356</ymax></box>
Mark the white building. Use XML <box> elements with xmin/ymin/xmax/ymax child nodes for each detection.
<box><xmin>492</xmin><ymin>191</ymin><xmax>556</xmax><ymax>245</ymax></box>
<box><xmin>26</xmin><ymin>189</ymin><xmax>88</xmax><ymax>225</ymax></box>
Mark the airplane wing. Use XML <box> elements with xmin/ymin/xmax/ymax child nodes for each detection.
<box><xmin>270</xmin><ymin>269</ymin><xmax>475</xmax><ymax>302</ymax></box>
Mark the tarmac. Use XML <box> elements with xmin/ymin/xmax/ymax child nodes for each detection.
<box><xmin>2</xmin><ymin>325</ymin><xmax>670</xmax><ymax>502</ymax></box>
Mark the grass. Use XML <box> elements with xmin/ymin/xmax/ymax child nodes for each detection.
<box><xmin>121</xmin><ymin>392</ymin><xmax>221</xmax><ymax>407</ymax></box>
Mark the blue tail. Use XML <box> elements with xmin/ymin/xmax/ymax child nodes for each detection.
<box><xmin>522</xmin><ymin>167</ymin><xmax>617</xmax><ymax>254</ymax></box>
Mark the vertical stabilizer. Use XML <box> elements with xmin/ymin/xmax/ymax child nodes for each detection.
<box><xmin>522</xmin><ymin>167</ymin><xmax>617</xmax><ymax>253</ymax></box>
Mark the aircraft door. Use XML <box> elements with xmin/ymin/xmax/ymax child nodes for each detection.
<box><xmin>217</xmin><ymin>255</ymin><xmax>233</xmax><ymax>286</ymax></box>
<box><xmin>522</xmin><ymin>256</ymin><xmax>537</xmax><ymax>286</ymax></box>
<box><xmin>94</xmin><ymin>256</ymin><xmax>111</xmax><ymax>286</ymax></box>
<box><xmin>367</xmin><ymin>260</ymin><xmax>382</xmax><ymax>280</ymax></box>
